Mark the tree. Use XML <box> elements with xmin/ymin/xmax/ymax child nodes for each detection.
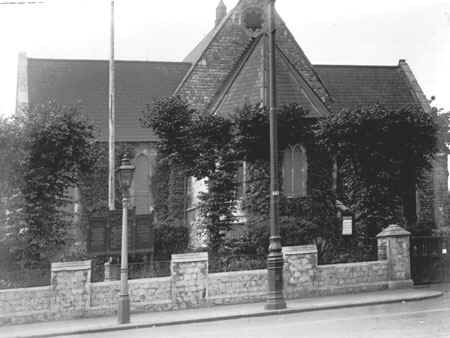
<box><xmin>143</xmin><ymin>100</ymin><xmax>337</xmax><ymax>255</ymax></box>
<box><xmin>0</xmin><ymin>103</ymin><xmax>96</xmax><ymax>266</ymax></box>
<box><xmin>142</xmin><ymin>96</ymin><xmax>238</xmax><ymax>253</ymax></box>
<box><xmin>317</xmin><ymin>104</ymin><xmax>441</xmax><ymax>236</ymax></box>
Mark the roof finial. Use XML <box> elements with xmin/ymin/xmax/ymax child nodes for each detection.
<box><xmin>216</xmin><ymin>0</ymin><xmax>227</xmax><ymax>27</ymax></box>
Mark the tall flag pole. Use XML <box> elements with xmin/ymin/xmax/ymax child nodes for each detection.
<box><xmin>108</xmin><ymin>0</ymin><xmax>116</xmax><ymax>211</ymax></box>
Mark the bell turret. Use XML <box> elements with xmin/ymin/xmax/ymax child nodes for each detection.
<box><xmin>216</xmin><ymin>0</ymin><xmax>227</xmax><ymax>27</ymax></box>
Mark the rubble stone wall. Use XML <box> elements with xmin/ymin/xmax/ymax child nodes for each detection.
<box><xmin>90</xmin><ymin>277</ymin><xmax>172</xmax><ymax>311</ymax></box>
<box><xmin>0</xmin><ymin>286</ymin><xmax>50</xmax><ymax>314</ymax></box>
<box><xmin>208</xmin><ymin>269</ymin><xmax>267</xmax><ymax>305</ymax></box>
<box><xmin>0</xmin><ymin>225</ymin><xmax>412</xmax><ymax>326</ymax></box>
<box><xmin>315</xmin><ymin>261</ymin><xmax>389</xmax><ymax>291</ymax></box>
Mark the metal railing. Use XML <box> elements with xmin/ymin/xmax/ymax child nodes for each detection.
<box><xmin>318</xmin><ymin>237</ymin><xmax>378</xmax><ymax>265</ymax></box>
<box><xmin>209</xmin><ymin>254</ymin><xmax>267</xmax><ymax>273</ymax></box>
<box><xmin>410</xmin><ymin>236</ymin><xmax>450</xmax><ymax>285</ymax></box>
<box><xmin>92</xmin><ymin>259</ymin><xmax>171</xmax><ymax>282</ymax></box>
<box><xmin>0</xmin><ymin>265</ymin><xmax>50</xmax><ymax>289</ymax></box>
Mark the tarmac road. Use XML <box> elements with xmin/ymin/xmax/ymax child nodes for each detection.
<box><xmin>60</xmin><ymin>285</ymin><xmax>450</xmax><ymax>338</ymax></box>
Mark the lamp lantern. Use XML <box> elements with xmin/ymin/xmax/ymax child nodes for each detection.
<box><xmin>118</xmin><ymin>154</ymin><xmax>135</xmax><ymax>193</ymax></box>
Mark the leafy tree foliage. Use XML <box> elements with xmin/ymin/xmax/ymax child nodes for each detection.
<box><xmin>144</xmin><ymin>99</ymin><xmax>337</xmax><ymax>254</ymax></box>
<box><xmin>0</xmin><ymin>103</ymin><xmax>96</xmax><ymax>266</ymax></box>
<box><xmin>317</xmin><ymin>104</ymin><xmax>442</xmax><ymax>236</ymax></box>
<box><xmin>142</xmin><ymin>96</ymin><xmax>192</xmax><ymax>235</ymax></box>
<box><xmin>144</xmin><ymin>96</ymin><xmax>445</xmax><ymax>259</ymax></box>
<box><xmin>141</xmin><ymin>96</ymin><xmax>195</xmax><ymax>166</ymax></box>
<box><xmin>142</xmin><ymin>97</ymin><xmax>238</xmax><ymax>253</ymax></box>
<box><xmin>232</xmin><ymin>103</ymin><xmax>315</xmax><ymax>161</ymax></box>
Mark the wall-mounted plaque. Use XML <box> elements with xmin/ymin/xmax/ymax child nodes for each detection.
<box><xmin>342</xmin><ymin>216</ymin><xmax>353</xmax><ymax>236</ymax></box>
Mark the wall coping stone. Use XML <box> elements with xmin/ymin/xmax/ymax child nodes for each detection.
<box><xmin>91</xmin><ymin>276</ymin><xmax>172</xmax><ymax>289</ymax></box>
<box><xmin>0</xmin><ymin>285</ymin><xmax>51</xmax><ymax>293</ymax></box>
<box><xmin>209</xmin><ymin>269</ymin><xmax>266</xmax><ymax>278</ymax></box>
<box><xmin>171</xmin><ymin>252</ymin><xmax>208</xmax><ymax>263</ymax></box>
<box><xmin>51</xmin><ymin>260</ymin><xmax>92</xmax><ymax>272</ymax></box>
<box><xmin>283</xmin><ymin>245</ymin><xmax>317</xmax><ymax>255</ymax></box>
<box><xmin>377</xmin><ymin>224</ymin><xmax>411</xmax><ymax>238</ymax></box>
<box><xmin>129</xmin><ymin>276</ymin><xmax>171</xmax><ymax>284</ymax></box>
<box><xmin>317</xmin><ymin>260</ymin><xmax>388</xmax><ymax>269</ymax></box>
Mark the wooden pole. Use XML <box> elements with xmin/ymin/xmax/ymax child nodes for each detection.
<box><xmin>108</xmin><ymin>0</ymin><xmax>116</xmax><ymax>211</ymax></box>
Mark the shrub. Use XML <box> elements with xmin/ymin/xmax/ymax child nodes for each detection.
<box><xmin>153</xmin><ymin>222</ymin><xmax>190</xmax><ymax>260</ymax></box>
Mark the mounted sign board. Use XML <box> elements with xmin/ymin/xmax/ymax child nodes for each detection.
<box><xmin>342</xmin><ymin>216</ymin><xmax>353</xmax><ymax>236</ymax></box>
<box><xmin>87</xmin><ymin>210</ymin><xmax>154</xmax><ymax>256</ymax></box>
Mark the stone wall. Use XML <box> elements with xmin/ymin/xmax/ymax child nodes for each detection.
<box><xmin>171</xmin><ymin>253</ymin><xmax>208</xmax><ymax>309</ymax></box>
<box><xmin>377</xmin><ymin>224</ymin><xmax>413</xmax><ymax>289</ymax></box>
<box><xmin>0</xmin><ymin>225</ymin><xmax>413</xmax><ymax>326</ymax></box>
<box><xmin>0</xmin><ymin>286</ymin><xmax>50</xmax><ymax>314</ymax></box>
<box><xmin>283</xmin><ymin>245</ymin><xmax>317</xmax><ymax>298</ymax></box>
<box><xmin>90</xmin><ymin>277</ymin><xmax>172</xmax><ymax>313</ymax></box>
<box><xmin>208</xmin><ymin>270</ymin><xmax>267</xmax><ymax>305</ymax></box>
<box><xmin>432</xmin><ymin>153</ymin><xmax>449</xmax><ymax>229</ymax></box>
<box><xmin>314</xmin><ymin>261</ymin><xmax>389</xmax><ymax>293</ymax></box>
<box><xmin>50</xmin><ymin>261</ymin><xmax>91</xmax><ymax>319</ymax></box>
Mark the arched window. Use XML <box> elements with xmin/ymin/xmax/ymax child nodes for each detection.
<box><xmin>133</xmin><ymin>154</ymin><xmax>151</xmax><ymax>215</ymax></box>
<box><xmin>282</xmin><ymin>145</ymin><xmax>307</xmax><ymax>197</ymax></box>
<box><xmin>235</xmin><ymin>161</ymin><xmax>247</xmax><ymax>200</ymax></box>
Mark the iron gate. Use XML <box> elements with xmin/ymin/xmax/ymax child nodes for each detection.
<box><xmin>410</xmin><ymin>236</ymin><xmax>450</xmax><ymax>284</ymax></box>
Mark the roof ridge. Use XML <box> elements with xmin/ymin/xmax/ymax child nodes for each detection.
<box><xmin>28</xmin><ymin>57</ymin><xmax>191</xmax><ymax>65</ymax></box>
<box><xmin>313</xmin><ymin>64</ymin><xmax>399</xmax><ymax>68</ymax></box>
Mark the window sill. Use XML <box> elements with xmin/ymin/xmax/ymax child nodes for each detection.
<box><xmin>285</xmin><ymin>195</ymin><xmax>307</xmax><ymax>199</ymax></box>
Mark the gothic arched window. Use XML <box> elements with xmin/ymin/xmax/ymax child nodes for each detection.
<box><xmin>133</xmin><ymin>154</ymin><xmax>151</xmax><ymax>215</ymax></box>
<box><xmin>282</xmin><ymin>145</ymin><xmax>307</xmax><ymax>197</ymax></box>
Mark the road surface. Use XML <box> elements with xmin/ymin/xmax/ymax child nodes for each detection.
<box><xmin>61</xmin><ymin>285</ymin><xmax>450</xmax><ymax>338</ymax></box>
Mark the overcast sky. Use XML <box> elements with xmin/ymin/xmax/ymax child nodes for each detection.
<box><xmin>0</xmin><ymin>0</ymin><xmax>449</xmax><ymax>117</ymax></box>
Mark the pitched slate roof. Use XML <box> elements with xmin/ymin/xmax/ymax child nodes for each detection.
<box><xmin>25</xmin><ymin>58</ymin><xmax>423</xmax><ymax>143</ymax></box>
<box><xmin>27</xmin><ymin>58</ymin><xmax>191</xmax><ymax>142</ymax></box>
<box><xmin>275</xmin><ymin>47</ymin><xmax>329</xmax><ymax>117</ymax></box>
<box><xmin>314</xmin><ymin>64</ymin><xmax>419</xmax><ymax>112</ymax></box>
<box><xmin>210</xmin><ymin>37</ymin><xmax>329</xmax><ymax>118</ymax></box>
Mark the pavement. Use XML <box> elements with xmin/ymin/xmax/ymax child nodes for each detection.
<box><xmin>0</xmin><ymin>287</ymin><xmax>443</xmax><ymax>338</ymax></box>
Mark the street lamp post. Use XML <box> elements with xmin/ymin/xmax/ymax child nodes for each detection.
<box><xmin>265</xmin><ymin>0</ymin><xmax>286</xmax><ymax>310</ymax></box>
<box><xmin>117</xmin><ymin>154</ymin><xmax>135</xmax><ymax>324</ymax></box>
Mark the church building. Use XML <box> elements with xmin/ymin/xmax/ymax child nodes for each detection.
<box><xmin>15</xmin><ymin>0</ymin><xmax>448</xmax><ymax>251</ymax></box>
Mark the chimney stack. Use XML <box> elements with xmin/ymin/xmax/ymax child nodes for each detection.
<box><xmin>216</xmin><ymin>0</ymin><xmax>227</xmax><ymax>27</ymax></box>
